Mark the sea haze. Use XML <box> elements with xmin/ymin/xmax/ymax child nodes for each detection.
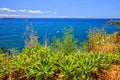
<box><xmin>0</xmin><ymin>18</ymin><xmax>119</xmax><ymax>51</ymax></box>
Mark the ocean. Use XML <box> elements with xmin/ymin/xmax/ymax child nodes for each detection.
<box><xmin>0</xmin><ymin>18</ymin><xmax>119</xmax><ymax>51</ymax></box>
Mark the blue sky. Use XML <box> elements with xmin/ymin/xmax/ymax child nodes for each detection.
<box><xmin>0</xmin><ymin>0</ymin><xmax>120</xmax><ymax>18</ymax></box>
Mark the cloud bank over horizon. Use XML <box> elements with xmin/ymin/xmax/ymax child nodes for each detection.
<box><xmin>0</xmin><ymin>7</ymin><xmax>57</xmax><ymax>18</ymax></box>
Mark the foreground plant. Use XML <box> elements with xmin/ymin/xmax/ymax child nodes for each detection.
<box><xmin>88</xmin><ymin>28</ymin><xmax>117</xmax><ymax>52</ymax></box>
<box><xmin>29</xmin><ymin>58</ymin><xmax>56</xmax><ymax>80</ymax></box>
<box><xmin>53</xmin><ymin>27</ymin><xmax>78</xmax><ymax>55</ymax></box>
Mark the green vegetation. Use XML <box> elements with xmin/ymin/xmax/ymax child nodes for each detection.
<box><xmin>24</xmin><ymin>24</ymin><xmax>39</xmax><ymax>48</ymax></box>
<box><xmin>1</xmin><ymin>47</ymin><xmax>120</xmax><ymax>80</ymax></box>
<box><xmin>0</xmin><ymin>20</ymin><xmax>120</xmax><ymax>80</ymax></box>
<box><xmin>53</xmin><ymin>27</ymin><xmax>78</xmax><ymax>54</ymax></box>
<box><xmin>88</xmin><ymin>28</ymin><xmax>117</xmax><ymax>52</ymax></box>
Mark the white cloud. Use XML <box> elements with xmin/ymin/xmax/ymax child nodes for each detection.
<box><xmin>44</xmin><ymin>11</ymin><xmax>52</xmax><ymax>13</ymax></box>
<box><xmin>27</xmin><ymin>10</ymin><xmax>44</xmax><ymax>14</ymax></box>
<box><xmin>54</xmin><ymin>12</ymin><xmax>57</xmax><ymax>14</ymax></box>
<box><xmin>0</xmin><ymin>8</ymin><xmax>57</xmax><ymax>15</ymax></box>
<box><xmin>44</xmin><ymin>11</ymin><xmax>57</xmax><ymax>14</ymax></box>
<box><xmin>27</xmin><ymin>10</ymin><xmax>56</xmax><ymax>14</ymax></box>
<box><xmin>18</xmin><ymin>9</ymin><xmax>26</xmax><ymax>12</ymax></box>
<box><xmin>0</xmin><ymin>14</ymin><xmax>31</xmax><ymax>18</ymax></box>
<box><xmin>0</xmin><ymin>14</ymin><xmax>20</xmax><ymax>17</ymax></box>
<box><xmin>0</xmin><ymin>8</ymin><xmax>16</xmax><ymax>12</ymax></box>
<box><xmin>0</xmin><ymin>8</ymin><xmax>57</xmax><ymax>18</ymax></box>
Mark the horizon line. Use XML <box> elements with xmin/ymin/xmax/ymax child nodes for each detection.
<box><xmin>0</xmin><ymin>17</ymin><xmax>120</xmax><ymax>19</ymax></box>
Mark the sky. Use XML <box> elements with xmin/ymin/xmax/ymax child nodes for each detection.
<box><xmin>0</xmin><ymin>0</ymin><xmax>120</xmax><ymax>18</ymax></box>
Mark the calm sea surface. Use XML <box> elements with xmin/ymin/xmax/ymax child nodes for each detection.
<box><xmin>0</xmin><ymin>18</ymin><xmax>119</xmax><ymax>51</ymax></box>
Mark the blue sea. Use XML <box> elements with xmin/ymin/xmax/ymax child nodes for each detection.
<box><xmin>0</xmin><ymin>18</ymin><xmax>120</xmax><ymax>51</ymax></box>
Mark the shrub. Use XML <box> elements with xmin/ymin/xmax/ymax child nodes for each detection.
<box><xmin>53</xmin><ymin>27</ymin><xmax>78</xmax><ymax>55</ymax></box>
<box><xmin>88</xmin><ymin>28</ymin><xmax>117</xmax><ymax>52</ymax></box>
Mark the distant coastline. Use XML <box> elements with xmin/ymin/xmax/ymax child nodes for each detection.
<box><xmin>1</xmin><ymin>17</ymin><xmax>16</xmax><ymax>20</ymax></box>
